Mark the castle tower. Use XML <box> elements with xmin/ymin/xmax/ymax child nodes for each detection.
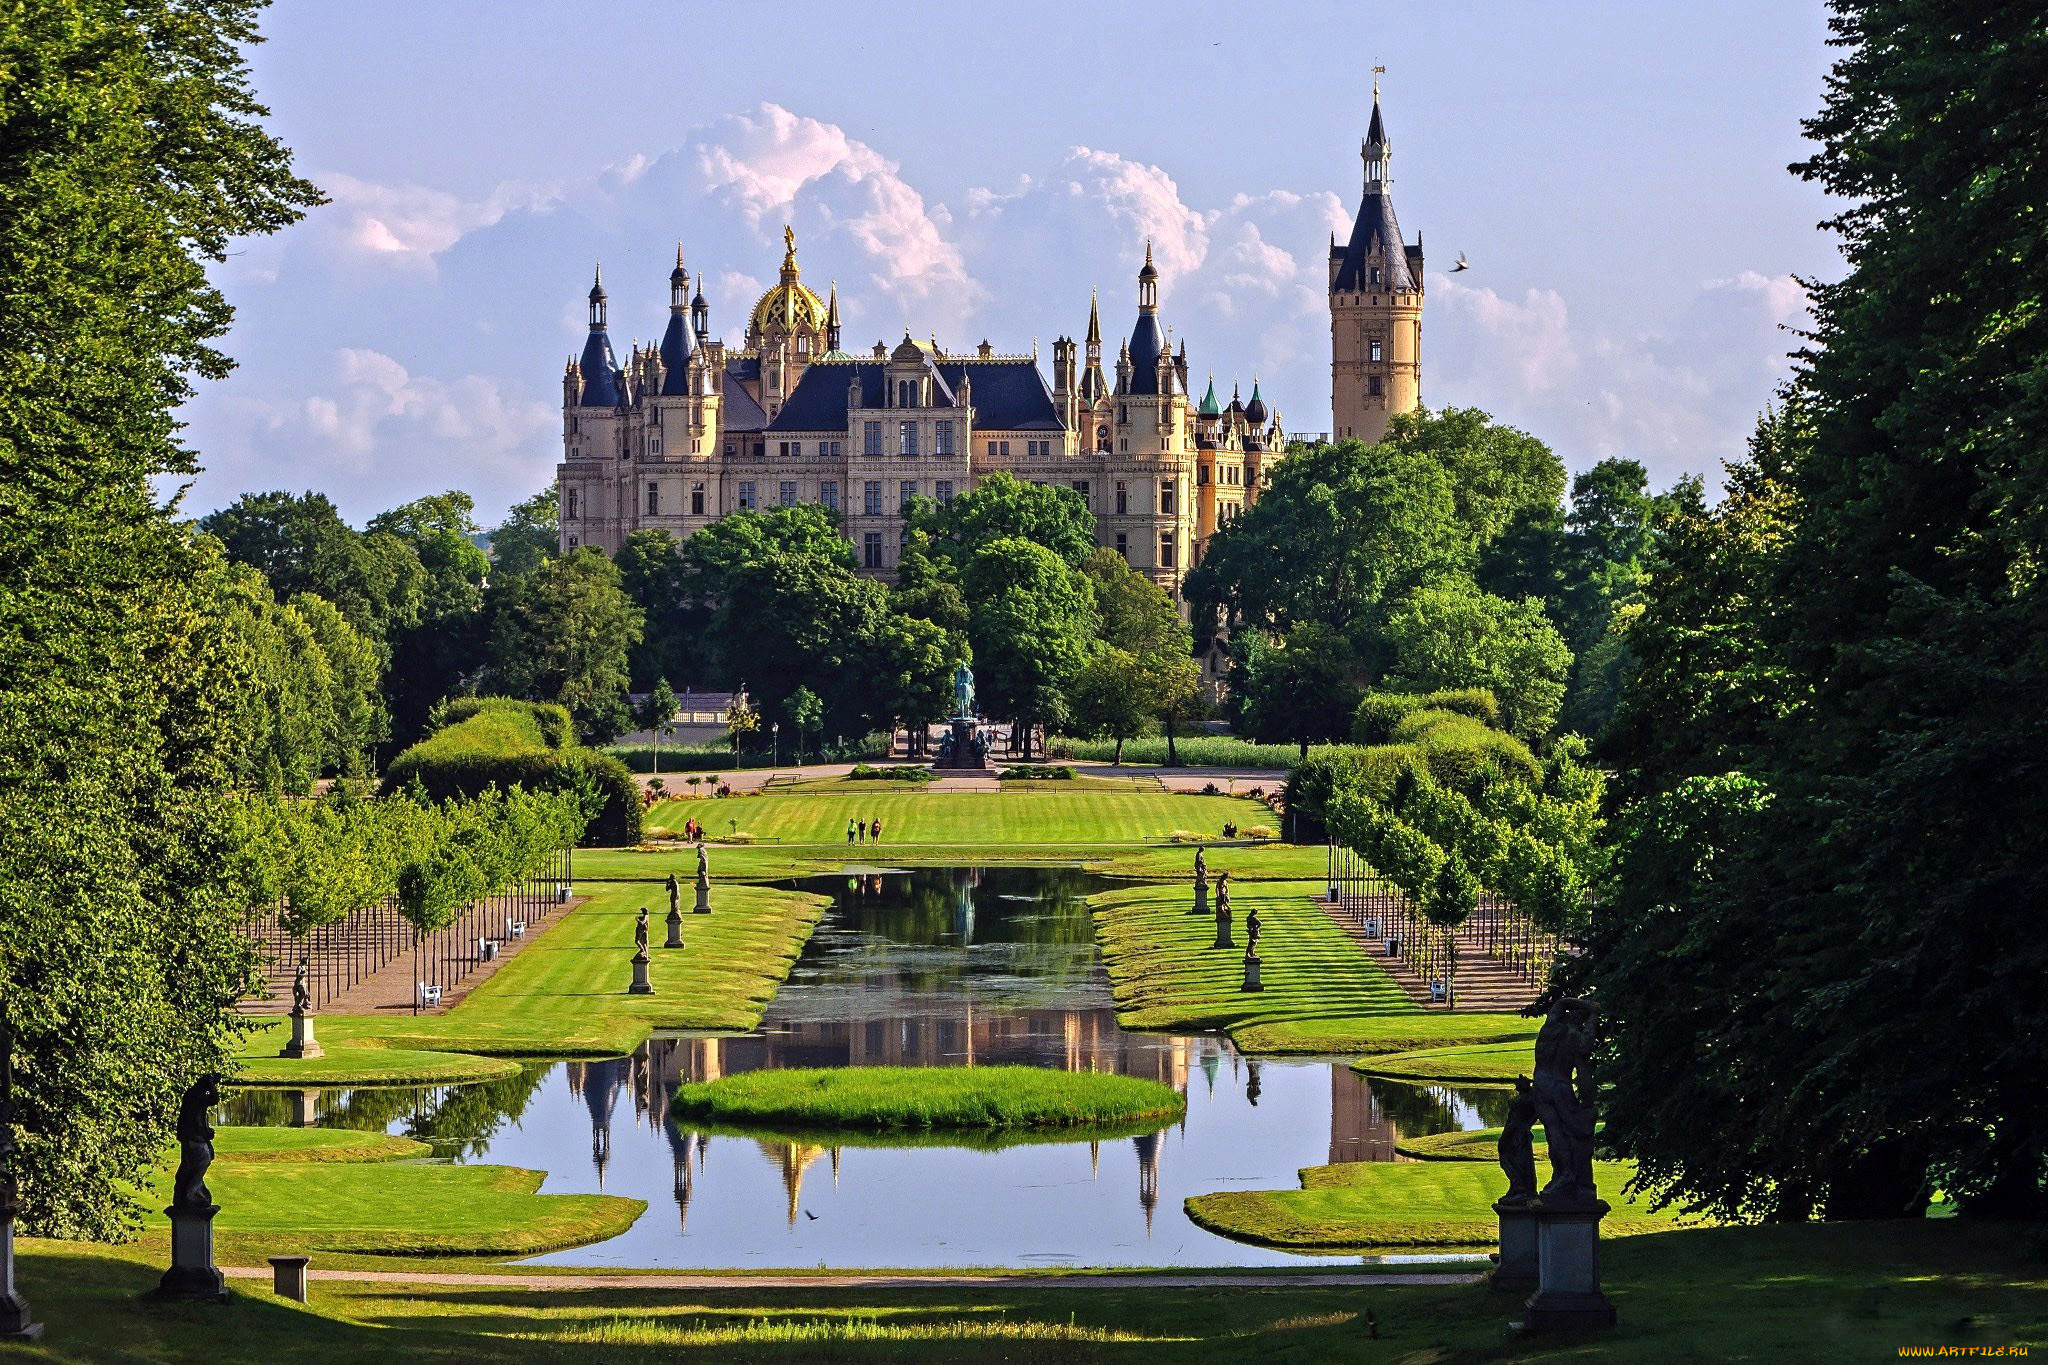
<box><xmin>1330</xmin><ymin>83</ymin><xmax>1423</xmax><ymax>444</ymax></box>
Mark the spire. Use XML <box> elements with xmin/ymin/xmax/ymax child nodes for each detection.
<box><xmin>825</xmin><ymin>280</ymin><xmax>841</xmax><ymax>351</ymax></box>
<box><xmin>1198</xmin><ymin>373</ymin><xmax>1221</xmax><ymax>417</ymax></box>
<box><xmin>659</xmin><ymin>249</ymin><xmax>695</xmax><ymax>394</ymax></box>
<box><xmin>1086</xmin><ymin>289</ymin><xmax>1101</xmax><ymax>345</ymax></box>
<box><xmin>779</xmin><ymin>223</ymin><xmax>800</xmax><ymax>282</ymax></box>
<box><xmin>1334</xmin><ymin>76</ymin><xmax>1417</xmax><ymax>295</ymax></box>
<box><xmin>1363</xmin><ymin>71</ymin><xmax>1392</xmax><ymax>193</ymax></box>
<box><xmin>1127</xmin><ymin>244</ymin><xmax>1165</xmax><ymax>392</ymax></box>
<box><xmin>588</xmin><ymin>263</ymin><xmax>607</xmax><ymax>329</ymax></box>
<box><xmin>577</xmin><ymin>264</ymin><xmax>620</xmax><ymax>407</ymax></box>
<box><xmin>1244</xmin><ymin>376</ymin><xmax>1269</xmax><ymax>425</ymax></box>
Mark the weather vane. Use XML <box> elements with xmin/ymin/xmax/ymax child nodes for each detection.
<box><xmin>1373</xmin><ymin>65</ymin><xmax>1386</xmax><ymax>104</ymax></box>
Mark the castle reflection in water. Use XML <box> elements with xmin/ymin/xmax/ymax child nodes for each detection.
<box><xmin>560</xmin><ymin>1007</ymin><xmax>1404</xmax><ymax>1234</ymax></box>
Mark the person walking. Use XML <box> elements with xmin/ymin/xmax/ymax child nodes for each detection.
<box><xmin>857</xmin><ymin>818</ymin><xmax>866</xmax><ymax>844</ymax></box>
<box><xmin>847</xmin><ymin>817</ymin><xmax>857</xmax><ymax>845</ymax></box>
<box><xmin>871</xmin><ymin>817</ymin><xmax>883</xmax><ymax>844</ymax></box>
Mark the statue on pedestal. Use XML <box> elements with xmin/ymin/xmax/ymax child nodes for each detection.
<box><xmin>290</xmin><ymin>961</ymin><xmax>312</xmax><ymax>1016</ymax></box>
<box><xmin>634</xmin><ymin>907</ymin><xmax>650</xmax><ymax>958</ymax></box>
<box><xmin>1532</xmin><ymin>998</ymin><xmax>1600</xmax><ymax>1205</ymax></box>
<box><xmin>1498</xmin><ymin>1075</ymin><xmax>1540</xmax><ymax>1206</ymax></box>
<box><xmin>1212</xmin><ymin>872</ymin><xmax>1234</xmax><ymax>949</ymax></box>
<box><xmin>666</xmin><ymin>872</ymin><xmax>680</xmax><ymax>919</ymax></box>
<box><xmin>170</xmin><ymin>1075</ymin><xmax>220</xmax><ymax>1212</ymax></box>
<box><xmin>952</xmin><ymin>663</ymin><xmax>976</xmax><ymax>719</ymax></box>
<box><xmin>1191</xmin><ymin>848</ymin><xmax>1209</xmax><ymax>916</ymax></box>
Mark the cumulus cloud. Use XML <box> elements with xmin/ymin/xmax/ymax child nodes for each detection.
<box><xmin>183</xmin><ymin>101</ymin><xmax>1807</xmax><ymax>520</ymax></box>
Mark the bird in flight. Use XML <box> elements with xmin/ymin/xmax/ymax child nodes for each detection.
<box><xmin>804</xmin><ymin>1209</ymin><xmax>818</xmax><ymax>1221</ymax></box>
<box><xmin>1451</xmin><ymin>252</ymin><xmax>1471</xmax><ymax>273</ymax></box>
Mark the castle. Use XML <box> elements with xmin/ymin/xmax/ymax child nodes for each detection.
<box><xmin>556</xmin><ymin>94</ymin><xmax>1422</xmax><ymax>589</ymax></box>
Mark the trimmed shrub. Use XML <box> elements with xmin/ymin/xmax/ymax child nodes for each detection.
<box><xmin>997</xmin><ymin>764</ymin><xmax>1075</xmax><ymax>781</ymax></box>
<box><xmin>1393</xmin><ymin>709</ymin><xmax>1543</xmax><ymax>789</ymax></box>
<box><xmin>848</xmin><ymin>764</ymin><xmax>935</xmax><ymax>783</ymax></box>
<box><xmin>429</xmin><ymin>696</ymin><xmax>574</xmax><ymax>750</ymax></box>
<box><xmin>1352</xmin><ymin>688</ymin><xmax>1501</xmax><ymax>744</ymax></box>
<box><xmin>384</xmin><ymin>700</ymin><xmax>640</xmax><ymax>846</ymax></box>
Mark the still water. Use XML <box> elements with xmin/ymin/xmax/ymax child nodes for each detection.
<box><xmin>225</xmin><ymin>866</ymin><xmax>1506</xmax><ymax>1268</ymax></box>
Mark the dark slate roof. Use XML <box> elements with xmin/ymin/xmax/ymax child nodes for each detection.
<box><xmin>722</xmin><ymin>358</ymin><xmax>768</xmax><ymax>431</ymax></box>
<box><xmin>1332</xmin><ymin>188</ymin><xmax>1415</xmax><ymax>293</ymax></box>
<box><xmin>1126</xmin><ymin>311</ymin><xmax>1166</xmax><ymax>395</ymax></box>
<box><xmin>578</xmin><ymin>329</ymin><xmax>620</xmax><ymax>407</ymax></box>
<box><xmin>1366</xmin><ymin>99</ymin><xmax>1387</xmax><ymax>147</ymax></box>
<box><xmin>764</xmin><ymin>359</ymin><xmax>1062</xmax><ymax>433</ymax></box>
<box><xmin>657</xmin><ymin>312</ymin><xmax>693</xmax><ymax>395</ymax></box>
<box><xmin>1243</xmin><ymin>379</ymin><xmax>1268</xmax><ymax>425</ymax></box>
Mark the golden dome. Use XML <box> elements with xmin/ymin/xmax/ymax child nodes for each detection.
<box><xmin>748</xmin><ymin>224</ymin><xmax>827</xmax><ymax>339</ymax></box>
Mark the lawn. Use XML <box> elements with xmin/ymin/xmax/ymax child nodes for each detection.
<box><xmin>1185</xmin><ymin>1158</ymin><xmax>1691</xmax><ymax>1250</ymax></box>
<box><xmin>235</xmin><ymin>879</ymin><xmax>828</xmax><ymax>1086</ymax></box>
<box><xmin>671</xmin><ymin>1065</ymin><xmax>1185</xmax><ymax>1132</ymax></box>
<box><xmin>646</xmin><ymin>788</ymin><xmax>1268</xmax><ymax>845</ymax></box>
<box><xmin>10</xmin><ymin>1219</ymin><xmax>2042</xmax><ymax>1361</ymax></box>
<box><xmin>1091</xmin><ymin>879</ymin><xmax>1536</xmax><ymax>1057</ymax></box>
<box><xmin>1352</xmin><ymin>1039</ymin><xmax>1536</xmax><ymax>1086</ymax></box>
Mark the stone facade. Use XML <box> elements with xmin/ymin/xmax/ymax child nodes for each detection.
<box><xmin>556</xmin><ymin>232</ymin><xmax>1284</xmax><ymax>596</ymax></box>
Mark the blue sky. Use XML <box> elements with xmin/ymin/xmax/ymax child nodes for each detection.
<box><xmin>182</xmin><ymin>0</ymin><xmax>1841</xmax><ymax>523</ymax></box>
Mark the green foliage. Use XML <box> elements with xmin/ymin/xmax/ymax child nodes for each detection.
<box><xmin>907</xmin><ymin>470</ymin><xmax>1095</xmax><ymax>569</ymax></box>
<box><xmin>964</xmin><ymin>536</ymin><xmax>1100</xmax><ymax>751</ymax></box>
<box><xmin>614</xmin><ymin>529</ymin><xmax>699</xmax><ymax>689</ymax></box>
<box><xmin>846</xmin><ymin>763</ymin><xmax>934</xmax><ymax>782</ymax></box>
<box><xmin>672</xmin><ymin>1065</ymin><xmax>1184</xmax><ymax>1132</ymax></box>
<box><xmin>0</xmin><ymin>0</ymin><xmax>321</xmax><ymax>1237</ymax></box>
<box><xmin>1383</xmin><ymin>406</ymin><xmax>1567</xmax><ymax>549</ymax></box>
<box><xmin>480</xmin><ymin>546</ymin><xmax>643</xmax><ymax>743</ymax></box>
<box><xmin>383</xmin><ymin>700</ymin><xmax>637</xmax><ymax>846</ymax></box>
<box><xmin>199</xmin><ymin>490</ymin><xmax>425</xmax><ymax>646</ymax></box>
<box><xmin>997</xmin><ymin>765</ymin><xmax>1076</xmax><ymax>781</ymax></box>
<box><xmin>1042</xmin><ymin>734</ymin><xmax>1327</xmax><ymax>768</ymax></box>
<box><xmin>1353</xmin><ymin>687</ymin><xmax>1502</xmax><ymax>743</ymax></box>
<box><xmin>1588</xmin><ymin>0</ymin><xmax>2048</xmax><ymax>1223</ymax></box>
<box><xmin>486</xmin><ymin>485</ymin><xmax>559</xmax><ymax>580</ymax></box>
<box><xmin>1380</xmin><ymin>580</ymin><xmax>1572</xmax><ymax>741</ymax></box>
<box><xmin>1234</xmin><ymin>624</ymin><xmax>1362</xmax><ymax>756</ymax></box>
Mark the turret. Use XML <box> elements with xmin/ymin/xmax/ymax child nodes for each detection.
<box><xmin>659</xmin><ymin>244</ymin><xmax>694</xmax><ymax>395</ymax></box>
<box><xmin>578</xmin><ymin>265</ymin><xmax>620</xmax><ymax>407</ymax></box>
<box><xmin>1126</xmin><ymin>241</ymin><xmax>1167</xmax><ymax>396</ymax></box>
<box><xmin>1330</xmin><ymin>80</ymin><xmax>1424</xmax><ymax>443</ymax></box>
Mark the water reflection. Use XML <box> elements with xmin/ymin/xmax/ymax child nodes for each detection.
<box><xmin>223</xmin><ymin>867</ymin><xmax>1509</xmax><ymax>1267</ymax></box>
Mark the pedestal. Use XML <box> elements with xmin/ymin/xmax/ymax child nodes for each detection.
<box><xmin>1240</xmin><ymin>951</ymin><xmax>1263</xmax><ymax>992</ymax></box>
<box><xmin>664</xmin><ymin>907</ymin><xmax>684</xmax><ymax>948</ymax></box>
<box><xmin>280</xmin><ymin>1010</ymin><xmax>323</xmax><ymax>1060</ymax></box>
<box><xmin>154</xmin><ymin>1204</ymin><xmax>227</xmax><ymax>1302</ymax></box>
<box><xmin>269</xmin><ymin>1255</ymin><xmax>311</xmax><ymax>1304</ymax></box>
<box><xmin>629</xmin><ymin>950</ymin><xmax>654</xmax><ymax>995</ymax></box>
<box><xmin>694</xmin><ymin>876</ymin><xmax>711</xmax><ymax>914</ymax></box>
<box><xmin>1491</xmin><ymin>1200</ymin><xmax>1540</xmax><ymax>1293</ymax></box>
<box><xmin>1212</xmin><ymin>914</ymin><xmax>1233</xmax><ymax>950</ymax></box>
<box><xmin>1521</xmin><ymin>1200</ymin><xmax>1616</xmax><ymax>1331</ymax></box>
<box><xmin>1</xmin><ymin>1214</ymin><xmax>42</xmax><ymax>1341</ymax></box>
<box><xmin>290</xmin><ymin>1089</ymin><xmax>321</xmax><ymax>1127</ymax></box>
<box><xmin>1190</xmin><ymin>880</ymin><xmax>1209</xmax><ymax>916</ymax></box>
<box><xmin>930</xmin><ymin>717</ymin><xmax>988</xmax><ymax>774</ymax></box>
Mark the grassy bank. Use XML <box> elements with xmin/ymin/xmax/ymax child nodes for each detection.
<box><xmin>1185</xmin><ymin>1159</ymin><xmax>1689</xmax><ymax>1251</ymax></box>
<box><xmin>672</xmin><ymin>1066</ymin><xmax>1185</xmax><ymax>1133</ymax></box>
<box><xmin>236</xmin><ymin>879</ymin><xmax>828</xmax><ymax>1085</ymax></box>
<box><xmin>1091</xmin><ymin>878</ymin><xmax>1535</xmax><ymax>1056</ymax></box>
<box><xmin>1352</xmin><ymin>1039</ymin><xmax>1536</xmax><ymax>1086</ymax></box>
<box><xmin>10</xmin><ymin>1219</ymin><xmax>2041</xmax><ymax>1361</ymax></box>
<box><xmin>646</xmin><ymin>788</ymin><xmax>1267</xmax><ymax>845</ymax></box>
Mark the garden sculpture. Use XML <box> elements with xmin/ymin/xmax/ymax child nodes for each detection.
<box><xmin>170</xmin><ymin>1075</ymin><xmax>220</xmax><ymax>1211</ymax></box>
<box><xmin>1532</xmin><ymin>998</ymin><xmax>1600</xmax><ymax>1204</ymax></box>
<box><xmin>1499</xmin><ymin>1075</ymin><xmax>1540</xmax><ymax>1205</ymax></box>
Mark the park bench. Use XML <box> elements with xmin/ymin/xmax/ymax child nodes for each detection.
<box><xmin>1428</xmin><ymin>979</ymin><xmax>1448</xmax><ymax>1004</ymax></box>
<box><xmin>477</xmin><ymin>938</ymin><xmax>499</xmax><ymax>961</ymax></box>
<box><xmin>507</xmin><ymin>920</ymin><xmax>526</xmax><ymax>938</ymax></box>
<box><xmin>417</xmin><ymin>981</ymin><xmax>443</xmax><ymax>1007</ymax></box>
<box><xmin>762</xmin><ymin>772</ymin><xmax>800</xmax><ymax>789</ymax></box>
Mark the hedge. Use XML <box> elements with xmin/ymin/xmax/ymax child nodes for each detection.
<box><xmin>1352</xmin><ymin>688</ymin><xmax>1502</xmax><ymax>744</ymax></box>
<box><xmin>430</xmin><ymin>696</ymin><xmax>574</xmax><ymax>750</ymax></box>
<box><xmin>384</xmin><ymin>699</ymin><xmax>641</xmax><ymax>846</ymax></box>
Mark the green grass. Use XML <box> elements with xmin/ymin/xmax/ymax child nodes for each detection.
<box><xmin>235</xmin><ymin>879</ymin><xmax>828</xmax><ymax>1085</ymax></box>
<box><xmin>12</xmin><ymin>1219</ymin><xmax>2043</xmax><ymax>1362</ymax></box>
<box><xmin>232</xmin><ymin>1031</ymin><xmax>523</xmax><ymax>1087</ymax></box>
<box><xmin>646</xmin><ymin>789</ymin><xmax>1267</xmax><ymax>846</ymax></box>
<box><xmin>672</xmin><ymin>1066</ymin><xmax>1184</xmax><ymax>1132</ymax></box>
<box><xmin>1185</xmin><ymin>1159</ymin><xmax>1691</xmax><ymax>1250</ymax></box>
<box><xmin>1395</xmin><ymin>1125</ymin><xmax>1550</xmax><ymax>1161</ymax></box>
<box><xmin>212</xmin><ymin>1128</ymin><xmax>431</xmax><ymax>1164</ymax></box>
<box><xmin>1091</xmin><ymin>879</ymin><xmax>1534</xmax><ymax>1056</ymax></box>
<box><xmin>1352</xmin><ymin>1039</ymin><xmax>1536</xmax><ymax>1085</ymax></box>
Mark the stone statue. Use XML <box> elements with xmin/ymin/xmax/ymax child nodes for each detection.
<box><xmin>1212</xmin><ymin>871</ymin><xmax>1234</xmax><ymax>949</ymax></box>
<box><xmin>170</xmin><ymin>1075</ymin><xmax>220</xmax><ymax>1211</ymax></box>
<box><xmin>1194</xmin><ymin>847</ymin><xmax>1207</xmax><ymax>881</ymax></box>
<box><xmin>1499</xmin><ymin>1075</ymin><xmax>1540</xmax><ymax>1205</ymax></box>
<box><xmin>290</xmin><ymin>960</ymin><xmax>312</xmax><ymax>1016</ymax></box>
<box><xmin>634</xmin><ymin>907</ymin><xmax>650</xmax><ymax>955</ymax></box>
<box><xmin>666</xmin><ymin>872</ymin><xmax>680</xmax><ymax>919</ymax></box>
<box><xmin>952</xmin><ymin>663</ymin><xmax>975</xmax><ymax>719</ymax></box>
<box><xmin>696</xmin><ymin>844</ymin><xmax>709</xmax><ymax>880</ymax></box>
<box><xmin>1244</xmin><ymin>902</ymin><xmax>1261</xmax><ymax>952</ymax></box>
<box><xmin>1532</xmin><ymin>998</ymin><xmax>1600</xmax><ymax>1205</ymax></box>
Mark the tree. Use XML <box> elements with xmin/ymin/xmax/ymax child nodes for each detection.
<box><xmin>701</xmin><ymin>551</ymin><xmax>889</xmax><ymax>729</ymax></box>
<box><xmin>1585</xmin><ymin>2</ymin><xmax>2048</xmax><ymax>1223</ymax></box>
<box><xmin>1236</xmin><ymin>625</ymin><xmax>1362</xmax><ymax>758</ymax></box>
<box><xmin>723</xmin><ymin>691</ymin><xmax>758</xmax><ymax>768</ymax></box>
<box><xmin>785</xmin><ymin>685</ymin><xmax>824</xmax><ymax>763</ymax></box>
<box><xmin>615</xmin><ymin>529</ymin><xmax>700</xmax><ymax>688</ymax></box>
<box><xmin>1185</xmin><ymin>440</ymin><xmax>1472</xmax><ymax>669</ymax></box>
<box><xmin>1066</xmin><ymin>647</ymin><xmax>1150</xmax><ymax>763</ymax></box>
<box><xmin>636</xmin><ymin>677</ymin><xmax>678</xmax><ymax>774</ymax></box>
<box><xmin>0</xmin><ymin>0</ymin><xmax>320</xmax><ymax>1236</ymax></box>
<box><xmin>869</xmin><ymin>613</ymin><xmax>967</xmax><ymax>757</ymax></box>
<box><xmin>488</xmin><ymin>486</ymin><xmax>559</xmax><ymax>579</ymax></box>
<box><xmin>1380</xmin><ymin>581</ymin><xmax>1573</xmax><ymax>742</ymax></box>
<box><xmin>369</xmin><ymin>491</ymin><xmax>490</xmax><ymax>747</ymax></box>
<box><xmin>1385</xmin><ymin>407</ymin><xmax>1566</xmax><ymax>550</ymax></box>
<box><xmin>481</xmin><ymin>548</ymin><xmax>644</xmax><ymax>742</ymax></box>
<box><xmin>199</xmin><ymin>490</ymin><xmax>424</xmax><ymax>646</ymax></box>
<box><xmin>908</xmin><ymin>471</ymin><xmax>1095</xmax><ymax>570</ymax></box>
<box><xmin>964</xmin><ymin>537</ymin><xmax>1100</xmax><ymax>758</ymax></box>
<box><xmin>290</xmin><ymin>591</ymin><xmax>386</xmax><ymax>774</ymax></box>
<box><xmin>1077</xmin><ymin>548</ymin><xmax>1204</xmax><ymax>764</ymax></box>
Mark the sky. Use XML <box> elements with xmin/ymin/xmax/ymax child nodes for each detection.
<box><xmin>179</xmin><ymin>0</ymin><xmax>1843</xmax><ymax>525</ymax></box>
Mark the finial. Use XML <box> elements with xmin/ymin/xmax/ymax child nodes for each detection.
<box><xmin>1144</xmin><ymin>238</ymin><xmax>1154</xmax><ymax>267</ymax></box>
<box><xmin>594</xmin><ymin>262</ymin><xmax>603</xmax><ymax>287</ymax></box>
<box><xmin>1373</xmin><ymin>64</ymin><xmax>1385</xmax><ymax>105</ymax></box>
<box><xmin>675</xmin><ymin>241</ymin><xmax>684</xmax><ymax>268</ymax></box>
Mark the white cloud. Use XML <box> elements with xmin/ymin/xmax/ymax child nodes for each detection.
<box><xmin>305</xmin><ymin>172</ymin><xmax>562</xmax><ymax>274</ymax></box>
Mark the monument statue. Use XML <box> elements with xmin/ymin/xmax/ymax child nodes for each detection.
<box><xmin>1212</xmin><ymin>871</ymin><xmax>1234</xmax><ymax>949</ymax></box>
<box><xmin>666</xmin><ymin>872</ymin><xmax>680</xmax><ymax>919</ymax></box>
<box><xmin>1191</xmin><ymin>847</ymin><xmax>1210</xmax><ymax>916</ymax></box>
<box><xmin>170</xmin><ymin>1075</ymin><xmax>220</xmax><ymax>1211</ymax></box>
<box><xmin>696</xmin><ymin>844</ymin><xmax>710</xmax><ymax>880</ymax></box>
<box><xmin>1194</xmin><ymin>846</ymin><xmax>1206</xmax><ymax>881</ymax></box>
<box><xmin>634</xmin><ymin>907</ymin><xmax>650</xmax><ymax>955</ymax></box>
<box><xmin>290</xmin><ymin>961</ymin><xmax>312</xmax><ymax>1016</ymax></box>
<box><xmin>1532</xmin><ymin>998</ymin><xmax>1600</xmax><ymax>1204</ymax></box>
<box><xmin>952</xmin><ymin>662</ymin><xmax>976</xmax><ymax>718</ymax></box>
<box><xmin>1244</xmin><ymin>903</ymin><xmax>1261</xmax><ymax>951</ymax></box>
<box><xmin>1498</xmin><ymin>1075</ymin><xmax>1540</xmax><ymax>1205</ymax></box>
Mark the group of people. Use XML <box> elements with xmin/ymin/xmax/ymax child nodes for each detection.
<box><xmin>680</xmin><ymin>817</ymin><xmax>705</xmax><ymax>842</ymax></box>
<box><xmin>846</xmin><ymin>816</ymin><xmax>885</xmax><ymax>844</ymax></box>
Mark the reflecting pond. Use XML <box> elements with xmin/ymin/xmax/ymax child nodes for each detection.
<box><xmin>224</xmin><ymin>866</ymin><xmax>1508</xmax><ymax>1268</ymax></box>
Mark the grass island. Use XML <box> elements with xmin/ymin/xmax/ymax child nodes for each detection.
<box><xmin>670</xmin><ymin>1065</ymin><xmax>1187</xmax><ymax>1133</ymax></box>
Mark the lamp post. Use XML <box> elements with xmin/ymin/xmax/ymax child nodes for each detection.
<box><xmin>772</xmin><ymin>722</ymin><xmax>780</xmax><ymax>768</ymax></box>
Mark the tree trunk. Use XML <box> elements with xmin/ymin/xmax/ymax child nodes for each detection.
<box><xmin>1114</xmin><ymin>736</ymin><xmax>1125</xmax><ymax>764</ymax></box>
<box><xmin>1164</xmin><ymin>716</ymin><xmax>1180</xmax><ymax>767</ymax></box>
